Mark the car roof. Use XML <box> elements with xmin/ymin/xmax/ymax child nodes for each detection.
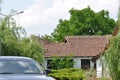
<box><xmin>0</xmin><ymin>56</ymin><xmax>33</xmax><ymax>60</ymax></box>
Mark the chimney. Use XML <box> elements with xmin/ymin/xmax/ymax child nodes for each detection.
<box><xmin>63</xmin><ymin>38</ymin><xmax>67</xmax><ymax>43</ymax></box>
<box><xmin>112</xmin><ymin>27</ymin><xmax>119</xmax><ymax>36</ymax></box>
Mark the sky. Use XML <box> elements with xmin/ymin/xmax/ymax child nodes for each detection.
<box><xmin>0</xmin><ymin>0</ymin><xmax>119</xmax><ymax>36</ymax></box>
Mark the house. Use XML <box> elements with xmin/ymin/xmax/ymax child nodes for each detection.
<box><xmin>40</xmin><ymin>35</ymin><xmax>110</xmax><ymax>78</ymax></box>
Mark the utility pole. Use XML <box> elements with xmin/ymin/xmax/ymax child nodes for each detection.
<box><xmin>0</xmin><ymin>11</ymin><xmax>24</xmax><ymax>17</ymax></box>
<box><xmin>0</xmin><ymin>11</ymin><xmax>24</xmax><ymax>27</ymax></box>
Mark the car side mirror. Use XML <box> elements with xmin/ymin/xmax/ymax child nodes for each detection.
<box><xmin>45</xmin><ymin>69</ymin><xmax>52</xmax><ymax>75</ymax></box>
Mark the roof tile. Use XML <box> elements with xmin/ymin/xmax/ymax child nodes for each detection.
<box><xmin>42</xmin><ymin>35</ymin><xmax>110</xmax><ymax>58</ymax></box>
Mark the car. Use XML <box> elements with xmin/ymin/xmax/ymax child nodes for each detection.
<box><xmin>0</xmin><ymin>56</ymin><xmax>55</xmax><ymax>80</ymax></box>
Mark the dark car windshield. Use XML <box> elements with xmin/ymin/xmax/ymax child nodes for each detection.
<box><xmin>0</xmin><ymin>59</ymin><xmax>44</xmax><ymax>74</ymax></box>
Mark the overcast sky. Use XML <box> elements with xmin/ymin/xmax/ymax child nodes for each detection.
<box><xmin>1</xmin><ymin>0</ymin><xmax>119</xmax><ymax>36</ymax></box>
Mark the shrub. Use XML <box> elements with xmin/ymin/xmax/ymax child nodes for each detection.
<box><xmin>99</xmin><ymin>77</ymin><xmax>112</xmax><ymax>80</ymax></box>
<box><xmin>49</xmin><ymin>56</ymin><xmax>74</xmax><ymax>69</ymax></box>
<box><xmin>49</xmin><ymin>68</ymin><xmax>84</xmax><ymax>80</ymax></box>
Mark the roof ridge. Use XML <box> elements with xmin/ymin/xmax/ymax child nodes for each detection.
<box><xmin>65</xmin><ymin>35</ymin><xmax>111</xmax><ymax>39</ymax></box>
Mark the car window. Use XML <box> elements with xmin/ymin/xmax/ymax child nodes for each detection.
<box><xmin>0</xmin><ymin>60</ymin><xmax>44</xmax><ymax>74</ymax></box>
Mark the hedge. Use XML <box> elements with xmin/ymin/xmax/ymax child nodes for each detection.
<box><xmin>49</xmin><ymin>68</ymin><xmax>84</xmax><ymax>80</ymax></box>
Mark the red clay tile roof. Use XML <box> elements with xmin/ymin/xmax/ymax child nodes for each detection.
<box><xmin>42</xmin><ymin>35</ymin><xmax>110</xmax><ymax>58</ymax></box>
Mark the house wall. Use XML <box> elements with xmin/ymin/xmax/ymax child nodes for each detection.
<box><xmin>43</xmin><ymin>57</ymin><xmax>103</xmax><ymax>78</ymax></box>
<box><xmin>73</xmin><ymin>58</ymin><xmax>81</xmax><ymax>68</ymax></box>
<box><xmin>73</xmin><ymin>57</ymin><xmax>93</xmax><ymax>69</ymax></box>
<box><xmin>101</xmin><ymin>56</ymin><xmax>110</xmax><ymax>78</ymax></box>
<box><xmin>42</xmin><ymin>58</ymin><xmax>48</xmax><ymax>69</ymax></box>
<box><xmin>96</xmin><ymin>58</ymin><xmax>102</xmax><ymax>78</ymax></box>
<box><xmin>43</xmin><ymin>57</ymin><xmax>94</xmax><ymax>69</ymax></box>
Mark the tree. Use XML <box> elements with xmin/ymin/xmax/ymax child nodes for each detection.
<box><xmin>0</xmin><ymin>12</ymin><xmax>44</xmax><ymax>63</ymax></box>
<box><xmin>52</xmin><ymin>7</ymin><xmax>116</xmax><ymax>42</ymax></box>
<box><xmin>104</xmin><ymin>5</ymin><xmax>120</xmax><ymax>80</ymax></box>
<box><xmin>41</xmin><ymin>34</ymin><xmax>55</xmax><ymax>42</ymax></box>
<box><xmin>105</xmin><ymin>36</ymin><xmax>120</xmax><ymax>80</ymax></box>
<box><xmin>21</xmin><ymin>36</ymin><xmax>44</xmax><ymax>63</ymax></box>
<box><xmin>0</xmin><ymin>15</ymin><xmax>25</xmax><ymax>56</ymax></box>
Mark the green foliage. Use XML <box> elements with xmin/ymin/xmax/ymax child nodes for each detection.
<box><xmin>104</xmin><ymin>4</ymin><xmax>120</xmax><ymax>80</ymax></box>
<box><xmin>118</xmin><ymin>4</ymin><xmax>120</xmax><ymax>29</ymax></box>
<box><xmin>99</xmin><ymin>77</ymin><xmax>111</xmax><ymax>80</ymax></box>
<box><xmin>105</xmin><ymin>36</ymin><xmax>120</xmax><ymax>80</ymax></box>
<box><xmin>50</xmin><ymin>56</ymin><xmax>74</xmax><ymax>70</ymax></box>
<box><xmin>0</xmin><ymin>13</ymin><xmax>44</xmax><ymax>63</ymax></box>
<box><xmin>0</xmin><ymin>16</ymin><xmax>24</xmax><ymax>56</ymax></box>
<box><xmin>20</xmin><ymin>37</ymin><xmax>44</xmax><ymax>63</ymax></box>
<box><xmin>41</xmin><ymin>34</ymin><xmax>55</xmax><ymax>42</ymax></box>
<box><xmin>49</xmin><ymin>68</ymin><xmax>84</xmax><ymax>80</ymax></box>
<box><xmin>52</xmin><ymin>7</ymin><xmax>116</xmax><ymax>42</ymax></box>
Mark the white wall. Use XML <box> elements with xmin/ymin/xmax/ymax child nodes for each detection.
<box><xmin>96</xmin><ymin>58</ymin><xmax>102</xmax><ymax>78</ymax></box>
<box><xmin>43</xmin><ymin>57</ymin><xmax>93</xmax><ymax>69</ymax></box>
<box><xmin>42</xmin><ymin>58</ymin><xmax>48</xmax><ymax>69</ymax></box>
<box><xmin>90</xmin><ymin>60</ymin><xmax>94</xmax><ymax>69</ymax></box>
<box><xmin>102</xmin><ymin>56</ymin><xmax>110</xmax><ymax>78</ymax></box>
<box><xmin>43</xmin><ymin>57</ymin><xmax>103</xmax><ymax>78</ymax></box>
<box><xmin>73</xmin><ymin>57</ymin><xmax>93</xmax><ymax>69</ymax></box>
<box><xmin>74</xmin><ymin>58</ymin><xmax>81</xmax><ymax>68</ymax></box>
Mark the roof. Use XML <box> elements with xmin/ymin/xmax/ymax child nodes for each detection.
<box><xmin>42</xmin><ymin>35</ymin><xmax>110</xmax><ymax>58</ymax></box>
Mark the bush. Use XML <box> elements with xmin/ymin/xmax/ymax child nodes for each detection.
<box><xmin>49</xmin><ymin>68</ymin><xmax>84</xmax><ymax>80</ymax></box>
<box><xmin>99</xmin><ymin>77</ymin><xmax>112</xmax><ymax>80</ymax></box>
<box><xmin>49</xmin><ymin>56</ymin><xmax>74</xmax><ymax>70</ymax></box>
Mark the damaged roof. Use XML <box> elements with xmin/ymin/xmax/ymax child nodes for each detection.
<box><xmin>41</xmin><ymin>35</ymin><xmax>110</xmax><ymax>58</ymax></box>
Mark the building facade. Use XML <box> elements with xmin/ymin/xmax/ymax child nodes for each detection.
<box><xmin>40</xmin><ymin>35</ymin><xmax>110</xmax><ymax>78</ymax></box>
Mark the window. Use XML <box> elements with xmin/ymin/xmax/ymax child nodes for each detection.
<box><xmin>0</xmin><ymin>60</ymin><xmax>43</xmax><ymax>74</ymax></box>
<box><xmin>81</xmin><ymin>59</ymin><xmax>90</xmax><ymax>70</ymax></box>
<box><xmin>47</xmin><ymin>60</ymin><xmax>52</xmax><ymax>69</ymax></box>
